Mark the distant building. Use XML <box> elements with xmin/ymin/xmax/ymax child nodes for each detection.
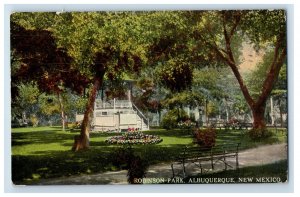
<box><xmin>76</xmin><ymin>98</ymin><xmax>149</xmax><ymax>132</ymax></box>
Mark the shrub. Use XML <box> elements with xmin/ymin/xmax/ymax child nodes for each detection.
<box><xmin>113</xmin><ymin>147</ymin><xmax>148</xmax><ymax>184</ymax></box>
<box><xmin>249</xmin><ymin>128</ymin><xmax>273</xmax><ymax>140</ymax></box>
<box><xmin>161</xmin><ymin>109</ymin><xmax>188</xmax><ymax>130</ymax></box>
<box><xmin>29</xmin><ymin>114</ymin><xmax>39</xmax><ymax>127</ymax></box>
<box><xmin>178</xmin><ymin>119</ymin><xmax>196</xmax><ymax>129</ymax></box>
<box><xmin>193</xmin><ymin>128</ymin><xmax>216</xmax><ymax>148</ymax></box>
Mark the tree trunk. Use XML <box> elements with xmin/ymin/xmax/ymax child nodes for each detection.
<box><xmin>157</xmin><ymin>110</ymin><xmax>161</xmax><ymax>126</ymax></box>
<box><xmin>72</xmin><ymin>76</ymin><xmax>103</xmax><ymax>151</ymax></box>
<box><xmin>280</xmin><ymin>111</ymin><xmax>283</xmax><ymax>128</ymax></box>
<box><xmin>269</xmin><ymin>96</ymin><xmax>275</xmax><ymax>126</ymax></box>
<box><xmin>252</xmin><ymin>105</ymin><xmax>266</xmax><ymax>129</ymax></box>
<box><xmin>205</xmin><ymin>99</ymin><xmax>208</xmax><ymax>126</ymax></box>
<box><xmin>278</xmin><ymin>99</ymin><xmax>284</xmax><ymax>127</ymax></box>
<box><xmin>58</xmin><ymin>93</ymin><xmax>66</xmax><ymax>132</ymax></box>
<box><xmin>214</xmin><ymin>19</ymin><xmax>286</xmax><ymax>133</ymax></box>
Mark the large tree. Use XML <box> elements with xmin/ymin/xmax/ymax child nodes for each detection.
<box><xmin>51</xmin><ymin>12</ymin><xmax>163</xmax><ymax>151</ymax></box>
<box><xmin>246</xmin><ymin>50</ymin><xmax>287</xmax><ymax>126</ymax></box>
<box><xmin>192</xmin><ymin>10</ymin><xmax>287</xmax><ymax>131</ymax></box>
<box><xmin>10</xmin><ymin>20</ymin><xmax>89</xmax><ymax>131</ymax></box>
<box><xmin>11</xmin><ymin>12</ymin><xmax>176</xmax><ymax>151</ymax></box>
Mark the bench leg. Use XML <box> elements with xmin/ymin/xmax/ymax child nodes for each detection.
<box><xmin>199</xmin><ymin>161</ymin><xmax>203</xmax><ymax>174</ymax></box>
<box><xmin>171</xmin><ymin>163</ymin><xmax>175</xmax><ymax>178</ymax></box>
<box><xmin>183</xmin><ymin>161</ymin><xmax>186</xmax><ymax>178</ymax></box>
<box><xmin>236</xmin><ymin>153</ymin><xmax>239</xmax><ymax>169</ymax></box>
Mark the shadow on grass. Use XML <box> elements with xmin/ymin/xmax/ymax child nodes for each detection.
<box><xmin>12</xmin><ymin>130</ymin><xmax>73</xmax><ymax>147</ymax></box>
<box><xmin>11</xmin><ymin>127</ymin><xmax>287</xmax><ymax>185</ymax></box>
<box><xmin>12</xmin><ymin>141</ymin><xmax>186</xmax><ymax>185</ymax></box>
<box><xmin>12</xmin><ymin>146</ymin><xmax>120</xmax><ymax>185</ymax></box>
<box><xmin>144</xmin><ymin>129</ymin><xmax>193</xmax><ymax>138</ymax></box>
<box><xmin>216</xmin><ymin>129</ymin><xmax>286</xmax><ymax>150</ymax></box>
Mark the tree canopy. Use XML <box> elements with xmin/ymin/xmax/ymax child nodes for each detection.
<box><xmin>11</xmin><ymin>10</ymin><xmax>288</xmax><ymax>146</ymax></box>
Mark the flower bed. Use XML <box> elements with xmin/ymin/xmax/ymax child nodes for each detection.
<box><xmin>105</xmin><ymin>132</ymin><xmax>163</xmax><ymax>145</ymax></box>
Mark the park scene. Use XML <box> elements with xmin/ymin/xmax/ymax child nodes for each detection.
<box><xmin>11</xmin><ymin>10</ymin><xmax>288</xmax><ymax>185</ymax></box>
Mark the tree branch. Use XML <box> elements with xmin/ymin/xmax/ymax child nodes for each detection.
<box><xmin>256</xmin><ymin>33</ymin><xmax>287</xmax><ymax>107</ymax></box>
<box><xmin>229</xmin><ymin>12</ymin><xmax>241</xmax><ymax>41</ymax></box>
<box><xmin>222</xmin><ymin>13</ymin><xmax>236</xmax><ymax>65</ymax></box>
<box><xmin>221</xmin><ymin>13</ymin><xmax>255</xmax><ymax>107</ymax></box>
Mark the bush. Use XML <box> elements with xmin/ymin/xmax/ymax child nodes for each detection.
<box><xmin>249</xmin><ymin>128</ymin><xmax>273</xmax><ymax>140</ymax></box>
<box><xmin>161</xmin><ymin>109</ymin><xmax>188</xmax><ymax>130</ymax></box>
<box><xmin>29</xmin><ymin>114</ymin><xmax>39</xmax><ymax>127</ymax></box>
<box><xmin>113</xmin><ymin>147</ymin><xmax>149</xmax><ymax>184</ymax></box>
<box><xmin>193</xmin><ymin>128</ymin><xmax>216</xmax><ymax>148</ymax></box>
<box><xmin>178</xmin><ymin>119</ymin><xmax>196</xmax><ymax>129</ymax></box>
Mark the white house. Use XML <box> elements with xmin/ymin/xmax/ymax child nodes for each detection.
<box><xmin>76</xmin><ymin>98</ymin><xmax>149</xmax><ymax>132</ymax></box>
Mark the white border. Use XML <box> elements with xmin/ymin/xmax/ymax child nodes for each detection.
<box><xmin>2</xmin><ymin>1</ymin><xmax>297</xmax><ymax>195</ymax></box>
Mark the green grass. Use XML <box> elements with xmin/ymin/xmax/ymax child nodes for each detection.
<box><xmin>215</xmin><ymin>128</ymin><xmax>287</xmax><ymax>150</ymax></box>
<box><xmin>11</xmin><ymin>126</ymin><xmax>287</xmax><ymax>184</ymax></box>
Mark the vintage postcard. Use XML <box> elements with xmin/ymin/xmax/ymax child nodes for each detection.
<box><xmin>10</xmin><ymin>9</ymin><xmax>288</xmax><ymax>186</ymax></box>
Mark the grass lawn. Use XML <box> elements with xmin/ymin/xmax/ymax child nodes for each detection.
<box><xmin>11</xmin><ymin>126</ymin><xmax>287</xmax><ymax>184</ymax></box>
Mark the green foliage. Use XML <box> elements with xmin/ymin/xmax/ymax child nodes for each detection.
<box><xmin>12</xmin><ymin>82</ymin><xmax>40</xmax><ymax>120</ymax></box>
<box><xmin>73</xmin><ymin>97</ymin><xmax>88</xmax><ymax>114</ymax></box>
<box><xmin>193</xmin><ymin>67</ymin><xmax>230</xmax><ymax>101</ymax></box>
<box><xmin>50</xmin><ymin>11</ymin><xmax>158</xmax><ymax>79</ymax></box>
<box><xmin>231</xmin><ymin>95</ymin><xmax>250</xmax><ymax>116</ymax></box>
<box><xmin>11</xmin><ymin>12</ymin><xmax>57</xmax><ymax>30</ymax></box>
<box><xmin>248</xmin><ymin>128</ymin><xmax>273</xmax><ymax>140</ymax></box>
<box><xmin>17</xmin><ymin>82</ymin><xmax>40</xmax><ymax>105</ymax></box>
<box><xmin>29</xmin><ymin>114</ymin><xmax>39</xmax><ymax>127</ymax></box>
<box><xmin>162</xmin><ymin>91</ymin><xmax>204</xmax><ymax>109</ymax></box>
<box><xmin>246</xmin><ymin>49</ymin><xmax>287</xmax><ymax>99</ymax></box>
<box><xmin>39</xmin><ymin>94</ymin><xmax>61</xmax><ymax>116</ymax></box>
<box><xmin>240</xmin><ymin>10</ymin><xmax>286</xmax><ymax>49</ymax></box>
<box><xmin>178</xmin><ymin>119</ymin><xmax>196</xmax><ymax>129</ymax></box>
<box><xmin>161</xmin><ymin>109</ymin><xmax>189</xmax><ymax>130</ymax></box>
<box><xmin>132</xmin><ymin>76</ymin><xmax>158</xmax><ymax>112</ymax></box>
<box><xmin>156</xmin><ymin>59</ymin><xmax>193</xmax><ymax>92</ymax></box>
<box><xmin>277</xmin><ymin>63</ymin><xmax>287</xmax><ymax>90</ymax></box>
<box><xmin>11</xmin><ymin>10</ymin><xmax>287</xmax><ymax>137</ymax></box>
<box><xmin>206</xmin><ymin>102</ymin><xmax>218</xmax><ymax>118</ymax></box>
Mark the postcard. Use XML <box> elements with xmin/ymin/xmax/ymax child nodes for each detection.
<box><xmin>10</xmin><ymin>9</ymin><xmax>288</xmax><ymax>186</ymax></box>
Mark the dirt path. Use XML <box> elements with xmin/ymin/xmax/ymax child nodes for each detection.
<box><xmin>34</xmin><ymin>143</ymin><xmax>287</xmax><ymax>185</ymax></box>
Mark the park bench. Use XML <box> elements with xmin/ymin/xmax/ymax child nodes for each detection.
<box><xmin>237</xmin><ymin>122</ymin><xmax>253</xmax><ymax>130</ymax></box>
<box><xmin>223</xmin><ymin>121</ymin><xmax>253</xmax><ymax>131</ymax></box>
<box><xmin>171</xmin><ymin>143</ymin><xmax>241</xmax><ymax>178</ymax></box>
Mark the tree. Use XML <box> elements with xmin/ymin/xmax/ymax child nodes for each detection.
<box><xmin>11</xmin><ymin>12</ymin><xmax>176</xmax><ymax>150</ymax></box>
<box><xmin>10</xmin><ymin>19</ymin><xmax>90</xmax><ymax>131</ymax></box>
<box><xmin>51</xmin><ymin>12</ymin><xmax>160</xmax><ymax>151</ymax></box>
<box><xmin>11</xmin><ymin>82</ymin><xmax>40</xmax><ymax>125</ymax></box>
<box><xmin>246</xmin><ymin>50</ymin><xmax>287</xmax><ymax>126</ymax></box>
<box><xmin>192</xmin><ymin>10</ymin><xmax>287</xmax><ymax>131</ymax></box>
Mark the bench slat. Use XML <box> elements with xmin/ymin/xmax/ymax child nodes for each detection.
<box><xmin>171</xmin><ymin>142</ymin><xmax>240</xmax><ymax>178</ymax></box>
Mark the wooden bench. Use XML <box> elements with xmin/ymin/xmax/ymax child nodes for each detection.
<box><xmin>171</xmin><ymin>143</ymin><xmax>241</xmax><ymax>178</ymax></box>
<box><xmin>237</xmin><ymin>122</ymin><xmax>253</xmax><ymax>130</ymax></box>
